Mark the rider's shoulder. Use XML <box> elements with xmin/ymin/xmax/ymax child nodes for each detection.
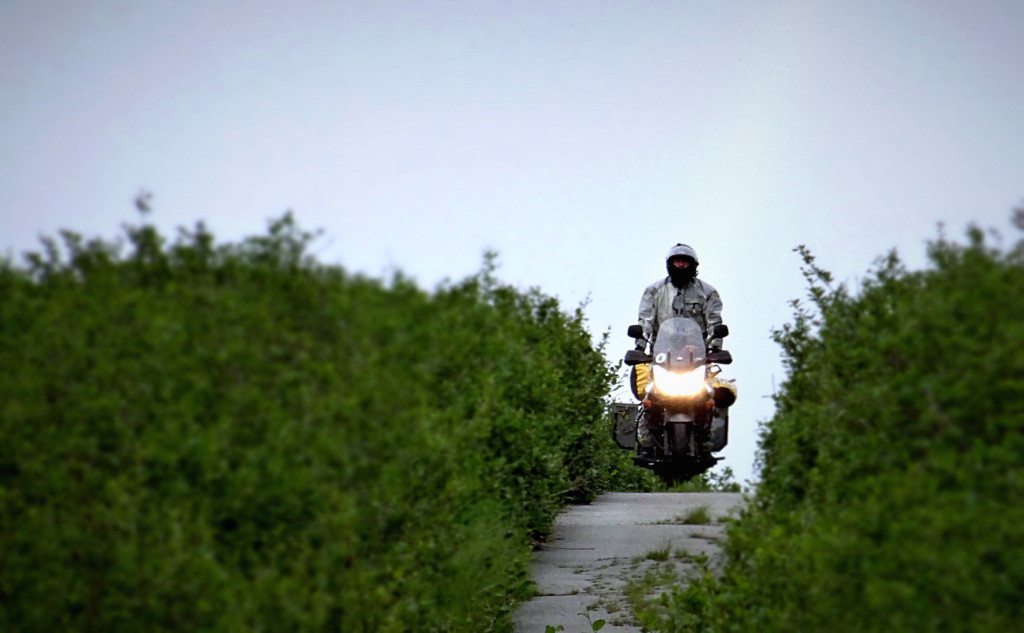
<box><xmin>643</xmin><ymin>277</ymin><xmax>672</xmax><ymax>295</ymax></box>
<box><xmin>694</xmin><ymin>278</ymin><xmax>718</xmax><ymax>295</ymax></box>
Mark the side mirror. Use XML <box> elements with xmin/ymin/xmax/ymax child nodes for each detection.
<box><xmin>626</xmin><ymin>324</ymin><xmax>644</xmax><ymax>339</ymax></box>
<box><xmin>706</xmin><ymin>350</ymin><xmax>733</xmax><ymax>365</ymax></box>
<box><xmin>624</xmin><ymin>349</ymin><xmax>653</xmax><ymax>366</ymax></box>
<box><xmin>712</xmin><ymin>324</ymin><xmax>730</xmax><ymax>339</ymax></box>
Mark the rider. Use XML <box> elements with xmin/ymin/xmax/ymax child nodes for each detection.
<box><xmin>633</xmin><ymin>243</ymin><xmax>724</xmax><ymax>452</ymax></box>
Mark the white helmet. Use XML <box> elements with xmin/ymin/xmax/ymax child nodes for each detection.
<box><xmin>666</xmin><ymin>243</ymin><xmax>698</xmax><ymax>265</ymax></box>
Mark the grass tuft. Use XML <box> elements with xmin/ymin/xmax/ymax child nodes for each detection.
<box><xmin>679</xmin><ymin>505</ymin><xmax>713</xmax><ymax>525</ymax></box>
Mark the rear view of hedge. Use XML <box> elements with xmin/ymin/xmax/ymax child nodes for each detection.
<box><xmin>655</xmin><ymin>223</ymin><xmax>1024</xmax><ymax>632</ymax></box>
<box><xmin>0</xmin><ymin>214</ymin><xmax>634</xmax><ymax>631</ymax></box>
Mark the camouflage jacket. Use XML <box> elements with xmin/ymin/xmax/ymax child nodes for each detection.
<box><xmin>636</xmin><ymin>277</ymin><xmax>724</xmax><ymax>351</ymax></box>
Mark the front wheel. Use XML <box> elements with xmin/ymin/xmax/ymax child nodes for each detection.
<box><xmin>655</xmin><ymin>463</ymin><xmax>681</xmax><ymax>487</ymax></box>
<box><xmin>654</xmin><ymin>461</ymin><xmax>697</xmax><ymax>487</ymax></box>
<box><xmin>665</xmin><ymin>422</ymin><xmax>689</xmax><ymax>457</ymax></box>
<box><xmin>656</xmin><ymin>457</ymin><xmax>721</xmax><ymax>487</ymax></box>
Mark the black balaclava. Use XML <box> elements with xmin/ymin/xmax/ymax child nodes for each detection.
<box><xmin>667</xmin><ymin>257</ymin><xmax>697</xmax><ymax>288</ymax></box>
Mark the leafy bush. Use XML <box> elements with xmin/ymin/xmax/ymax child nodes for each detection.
<box><xmin>0</xmin><ymin>214</ymin><xmax>638</xmax><ymax>631</ymax></box>
<box><xmin>654</xmin><ymin>221</ymin><xmax>1024</xmax><ymax>632</ymax></box>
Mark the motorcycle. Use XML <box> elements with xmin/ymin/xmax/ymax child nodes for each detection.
<box><xmin>612</xmin><ymin>319</ymin><xmax>735</xmax><ymax>485</ymax></box>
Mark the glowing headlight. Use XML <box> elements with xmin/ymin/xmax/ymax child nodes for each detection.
<box><xmin>652</xmin><ymin>365</ymin><xmax>707</xmax><ymax>397</ymax></box>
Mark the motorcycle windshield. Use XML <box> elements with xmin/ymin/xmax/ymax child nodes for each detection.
<box><xmin>652</xmin><ymin>317</ymin><xmax>705</xmax><ymax>369</ymax></box>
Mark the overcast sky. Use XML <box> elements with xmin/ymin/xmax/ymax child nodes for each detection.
<box><xmin>3</xmin><ymin>1</ymin><xmax>1022</xmax><ymax>484</ymax></box>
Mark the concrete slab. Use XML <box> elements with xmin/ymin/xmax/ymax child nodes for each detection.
<box><xmin>513</xmin><ymin>492</ymin><xmax>743</xmax><ymax>632</ymax></box>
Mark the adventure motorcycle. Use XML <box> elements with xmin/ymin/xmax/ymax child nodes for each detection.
<box><xmin>612</xmin><ymin>319</ymin><xmax>735</xmax><ymax>485</ymax></box>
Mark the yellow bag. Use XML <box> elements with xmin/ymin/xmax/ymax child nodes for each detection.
<box><xmin>630</xmin><ymin>363</ymin><xmax>653</xmax><ymax>400</ymax></box>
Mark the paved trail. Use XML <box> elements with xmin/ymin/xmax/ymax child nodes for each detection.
<box><xmin>513</xmin><ymin>492</ymin><xmax>743</xmax><ymax>633</ymax></box>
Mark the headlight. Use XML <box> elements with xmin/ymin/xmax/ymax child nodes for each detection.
<box><xmin>652</xmin><ymin>365</ymin><xmax>707</xmax><ymax>397</ymax></box>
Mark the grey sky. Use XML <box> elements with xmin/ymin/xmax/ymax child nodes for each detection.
<box><xmin>3</xmin><ymin>1</ymin><xmax>1022</xmax><ymax>484</ymax></box>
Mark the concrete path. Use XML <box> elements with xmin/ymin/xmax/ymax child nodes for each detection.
<box><xmin>513</xmin><ymin>492</ymin><xmax>743</xmax><ymax>633</ymax></box>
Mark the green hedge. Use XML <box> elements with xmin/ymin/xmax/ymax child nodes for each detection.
<box><xmin>0</xmin><ymin>214</ymin><xmax>639</xmax><ymax>631</ymax></box>
<box><xmin>654</xmin><ymin>225</ymin><xmax>1024</xmax><ymax>632</ymax></box>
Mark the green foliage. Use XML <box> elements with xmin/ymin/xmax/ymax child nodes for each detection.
<box><xmin>0</xmin><ymin>214</ymin><xmax>629</xmax><ymax>631</ymax></box>
<box><xmin>656</xmin><ymin>222</ymin><xmax>1024</xmax><ymax>631</ymax></box>
<box><xmin>645</xmin><ymin>547</ymin><xmax>672</xmax><ymax>562</ymax></box>
<box><xmin>623</xmin><ymin>562</ymin><xmax>690</xmax><ymax>630</ymax></box>
<box><xmin>678</xmin><ymin>506</ymin><xmax>712</xmax><ymax>526</ymax></box>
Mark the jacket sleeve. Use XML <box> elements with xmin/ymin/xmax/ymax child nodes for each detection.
<box><xmin>703</xmin><ymin>286</ymin><xmax>724</xmax><ymax>349</ymax></box>
<box><xmin>637</xmin><ymin>283</ymin><xmax>659</xmax><ymax>350</ymax></box>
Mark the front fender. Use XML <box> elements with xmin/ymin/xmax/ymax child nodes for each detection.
<box><xmin>665</xmin><ymin>411</ymin><xmax>695</xmax><ymax>424</ymax></box>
